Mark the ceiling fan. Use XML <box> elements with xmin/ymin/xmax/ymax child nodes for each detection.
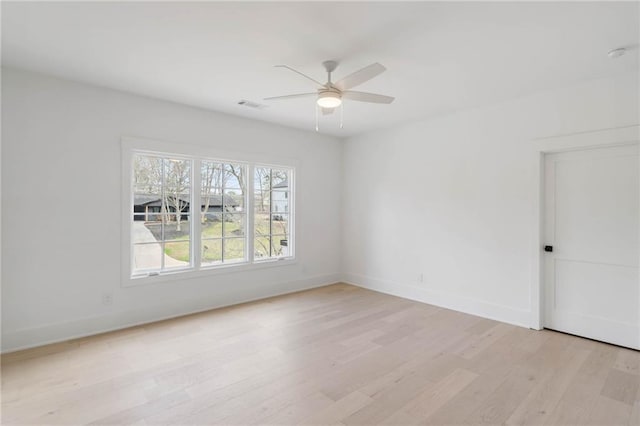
<box><xmin>264</xmin><ymin>60</ymin><xmax>394</xmax><ymax>129</ymax></box>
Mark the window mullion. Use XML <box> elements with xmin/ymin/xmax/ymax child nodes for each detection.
<box><xmin>248</xmin><ymin>164</ymin><xmax>255</xmax><ymax>263</ymax></box>
<box><xmin>193</xmin><ymin>158</ymin><xmax>202</xmax><ymax>270</ymax></box>
<box><xmin>269</xmin><ymin>168</ymin><xmax>273</xmax><ymax>257</ymax></box>
<box><xmin>160</xmin><ymin>158</ymin><xmax>166</xmax><ymax>271</ymax></box>
<box><xmin>290</xmin><ymin>171</ymin><xmax>294</xmax><ymax>258</ymax></box>
<box><xmin>221</xmin><ymin>164</ymin><xmax>226</xmax><ymax>263</ymax></box>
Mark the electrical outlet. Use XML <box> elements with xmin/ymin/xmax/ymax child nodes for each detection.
<box><xmin>418</xmin><ymin>273</ymin><xmax>424</xmax><ymax>283</ymax></box>
<box><xmin>102</xmin><ymin>293</ymin><xmax>114</xmax><ymax>306</ymax></box>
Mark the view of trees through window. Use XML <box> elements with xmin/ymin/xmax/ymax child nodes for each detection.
<box><xmin>200</xmin><ymin>161</ymin><xmax>246</xmax><ymax>265</ymax></box>
<box><xmin>131</xmin><ymin>152</ymin><xmax>292</xmax><ymax>276</ymax></box>
<box><xmin>254</xmin><ymin>167</ymin><xmax>290</xmax><ymax>259</ymax></box>
<box><xmin>133</xmin><ymin>154</ymin><xmax>192</xmax><ymax>272</ymax></box>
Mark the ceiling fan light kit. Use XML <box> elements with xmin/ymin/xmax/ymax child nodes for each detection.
<box><xmin>265</xmin><ymin>60</ymin><xmax>394</xmax><ymax>131</ymax></box>
<box><xmin>317</xmin><ymin>90</ymin><xmax>342</xmax><ymax>108</ymax></box>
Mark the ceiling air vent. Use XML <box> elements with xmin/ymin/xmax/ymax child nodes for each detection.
<box><xmin>238</xmin><ymin>99</ymin><xmax>267</xmax><ymax>109</ymax></box>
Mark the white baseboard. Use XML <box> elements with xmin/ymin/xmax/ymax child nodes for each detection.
<box><xmin>2</xmin><ymin>272</ymin><xmax>532</xmax><ymax>353</ymax></box>
<box><xmin>343</xmin><ymin>273</ymin><xmax>531</xmax><ymax>329</ymax></box>
<box><xmin>2</xmin><ymin>273</ymin><xmax>341</xmax><ymax>353</ymax></box>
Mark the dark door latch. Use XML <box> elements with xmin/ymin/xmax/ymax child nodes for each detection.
<box><xmin>544</xmin><ymin>245</ymin><xmax>553</xmax><ymax>252</ymax></box>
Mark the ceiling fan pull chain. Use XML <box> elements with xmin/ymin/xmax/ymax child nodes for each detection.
<box><xmin>315</xmin><ymin>104</ymin><xmax>319</xmax><ymax>132</ymax></box>
<box><xmin>340</xmin><ymin>103</ymin><xmax>344</xmax><ymax>129</ymax></box>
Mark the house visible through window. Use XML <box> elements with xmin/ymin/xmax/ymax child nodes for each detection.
<box><xmin>133</xmin><ymin>154</ymin><xmax>192</xmax><ymax>273</ymax></box>
<box><xmin>130</xmin><ymin>151</ymin><xmax>293</xmax><ymax>279</ymax></box>
<box><xmin>254</xmin><ymin>167</ymin><xmax>292</xmax><ymax>259</ymax></box>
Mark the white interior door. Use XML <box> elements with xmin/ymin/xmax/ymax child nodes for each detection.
<box><xmin>544</xmin><ymin>144</ymin><xmax>639</xmax><ymax>349</ymax></box>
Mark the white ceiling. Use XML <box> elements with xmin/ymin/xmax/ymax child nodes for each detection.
<box><xmin>2</xmin><ymin>1</ymin><xmax>638</xmax><ymax>138</ymax></box>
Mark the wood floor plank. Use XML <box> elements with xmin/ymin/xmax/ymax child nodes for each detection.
<box><xmin>586</xmin><ymin>395</ymin><xmax>632</xmax><ymax>426</ymax></box>
<box><xmin>301</xmin><ymin>391</ymin><xmax>374</xmax><ymax>425</ymax></box>
<box><xmin>613</xmin><ymin>348</ymin><xmax>640</xmax><ymax>376</ymax></box>
<box><xmin>629</xmin><ymin>385</ymin><xmax>640</xmax><ymax>426</ymax></box>
<box><xmin>398</xmin><ymin>368</ymin><xmax>478</xmax><ymax>421</ymax></box>
<box><xmin>601</xmin><ymin>368</ymin><xmax>640</xmax><ymax>406</ymax></box>
<box><xmin>450</xmin><ymin>323</ymin><xmax>513</xmax><ymax>360</ymax></box>
<box><xmin>545</xmin><ymin>342</ymin><xmax>620</xmax><ymax>425</ymax></box>
<box><xmin>423</xmin><ymin>361</ymin><xmax>516</xmax><ymax>425</ymax></box>
<box><xmin>88</xmin><ymin>390</ymin><xmax>191</xmax><ymax>425</ymax></box>
<box><xmin>341</xmin><ymin>359</ymin><xmax>439</xmax><ymax>425</ymax></box>
<box><xmin>505</xmin><ymin>348</ymin><xmax>591</xmax><ymax>425</ymax></box>
<box><xmin>463</xmin><ymin>363</ymin><xmax>541</xmax><ymax>424</ymax></box>
<box><xmin>2</xmin><ymin>283</ymin><xmax>638</xmax><ymax>426</ymax></box>
<box><xmin>259</xmin><ymin>391</ymin><xmax>336</xmax><ymax>425</ymax></box>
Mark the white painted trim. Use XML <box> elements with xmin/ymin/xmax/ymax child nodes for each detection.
<box><xmin>530</xmin><ymin>150</ymin><xmax>545</xmax><ymax>330</ymax></box>
<box><xmin>638</xmin><ymin>145</ymin><xmax>640</xmax><ymax>349</ymax></box>
<box><xmin>1</xmin><ymin>273</ymin><xmax>341</xmax><ymax>354</ymax></box>
<box><xmin>532</xmin><ymin>125</ymin><xmax>640</xmax><ymax>152</ymax></box>
<box><xmin>121</xmin><ymin>135</ymin><xmax>301</xmax><ymax>168</ymax></box>
<box><xmin>128</xmin><ymin>258</ymin><xmax>299</xmax><ymax>287</ymax></box>
<box><xmin>529</xmin><ymin>124</ymin><xmax>640</xmax><ymax>330</ymax></box>
<box><xmin>248</xmin><ymin>163</ymin><xmax>256</xmax><ymax>266</ymax></box>
<box><xmin>344</xmin><ymin>273</ymin><xmax>531</xmax><ymax>328</ymax></box>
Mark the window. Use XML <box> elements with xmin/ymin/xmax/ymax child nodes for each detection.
<box><xmin>132</xmin><ymin>154</ymin><xmax>192</xmax><ymax>274</ymax></box>
<box><xmin>127</xmin><ymin>145</ymin><xmax>294</xmax><ymax>281</ymax></box>
<box><xmin>200</xmin><ymin>161</ymin><xmax>247</xmax><ymax>265</ymax></box>
<box><xmin>254</xmin><ymin>167</ymin><xmax>292</xmax><ymax>260</ymax></box>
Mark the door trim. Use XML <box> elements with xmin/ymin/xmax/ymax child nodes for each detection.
<box><xmin>529</xmin><ymin>124</ymin><xmax>640</xmax><ymax>331</ymax></box>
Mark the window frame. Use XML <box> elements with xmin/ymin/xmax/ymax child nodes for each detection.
<box><xmin>253</xmin><ymin>165</ymin><xmax>295</xmax><ymax>262</ymax></box>
<box><xmin>122</xmin><ymin>136</ymin><xmax>297</xmax><ymax>287</ymax></box>
<box><xmin>198</xmin><ymin>159</ymin><xmax>250</xmax><ymax>268</ymax></box>
<box><xmin>131</xmin><ymin>151</ymin><xmax>195</xmax><ymax>275</ymax></box>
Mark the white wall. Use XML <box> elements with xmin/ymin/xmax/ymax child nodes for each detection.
<box><xmin>1</xmin><ymin>68</ymin><xmax>342</xmax><ymax>352</ymax></box>
<box><xmin>342</xmin><ymin>71</ymin><xmax>639</xmax><ymax>327</ymax></box>
<box><xmin>3</xmin><ymin>67</ymin><xmax>638</xmax><ymax>352</ymax></box>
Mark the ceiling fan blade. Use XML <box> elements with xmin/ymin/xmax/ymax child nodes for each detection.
<box><xmin>275</xmin><ymin>65</ymin><xmax>325</xmax><ymax>87</ymax></box>
<box><xmin>264</xmin><ymin>92</ymin><xmax>317</xmax><ymax>101</ymax></box>
<box><xmin>334</xmin><ymin>63</ymin><xmax>386</xmax><ymax>91</ymax></box>
<box><xmin>321</xmin><ymin>107</ymin><xmax>335</xmax><ymax>115</ymax></box>
<box><xmin>343</xmin><ymin>91</ymin><xmax>395</xmax><ymax>104</ymax></box>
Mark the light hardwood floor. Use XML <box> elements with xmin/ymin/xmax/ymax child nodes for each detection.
<box><xmin>1</xmin><ymin>283</ymin><xmax>639</xmax><ymax>425</ymax></box>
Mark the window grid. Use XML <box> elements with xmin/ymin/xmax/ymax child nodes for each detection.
<box><xmin>132</xmin><ymin>154</ymin><xmax>193</xmax><ymax>274</ymax></box>
<box><xmin>200</xmin><ymin>161</ymin><xmax>247</xmax><ymax>266</ymax></box>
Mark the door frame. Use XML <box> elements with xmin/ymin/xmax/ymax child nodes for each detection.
<box><xmin>529</xmin><ymin>124</ymin><xmax>640</xmax><ymax>331</ymax></box>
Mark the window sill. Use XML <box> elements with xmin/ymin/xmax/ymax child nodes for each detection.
<box><xmin>123</xmin><ymin>257</ymin><xmax>297</xmax><ymax>287</ymax></box>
